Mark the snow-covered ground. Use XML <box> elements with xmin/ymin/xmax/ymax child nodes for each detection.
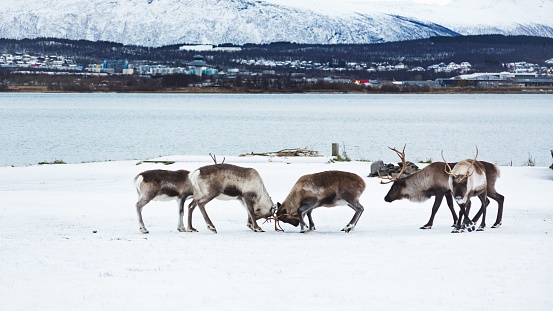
<box><xmin>1</xmin><ymin>155</ymin><xmax>552</xmax><ymax>310</ymax></box>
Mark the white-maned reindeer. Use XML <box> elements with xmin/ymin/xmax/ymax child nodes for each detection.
<box><xmin>276</xmin><ymin>170</ymin><xmax>365</xmax><ymax>233</ymax></box>
<box><xmin>443</xmin><ymin>148</ymin><xmax>488</xmax><ymax>233</ymax></box>
<box><xmin>188</xmin><ymin>163</ymin><xmax>276</xmax><ymax>233</ymax></box>
<box><xmin>134</xmin><ymin>169</ymin><xmax>194</xmax><ymax>234</ymax></box>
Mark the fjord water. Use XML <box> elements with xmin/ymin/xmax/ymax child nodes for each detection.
<box><xmin>0</xmin><ymin>93</ymin><xmax>551</xmax><ymax>167</ymax></box>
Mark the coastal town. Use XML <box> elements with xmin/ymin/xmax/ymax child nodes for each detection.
<box><xmin>2</xmin><ymin>42</ymin><xmax>553</xmax><ymax>92</ymax></box>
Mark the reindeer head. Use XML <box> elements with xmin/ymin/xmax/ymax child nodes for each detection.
<box><xmin>254</xmin><ymin>194</ymin><xmax>276</xmax><ymax>219</ymax></box>
<box><xmin>442</xmin><ymin>147</ymin><xmax>479</xmax><ymax>205</ymax></box>
<box><xmin>276</xmin><ymin>202</ymin><xmax>300</xmax><ymax>227</ymax></box>
<box><xmin>379</xmin><ymin>145</ymin><xmax>410</xmax><ymax>202</ymax></box>
<box><xmin>384</xmin><ymin>177</ymin><xmax>408</xmax><ymax>202</ymax></box>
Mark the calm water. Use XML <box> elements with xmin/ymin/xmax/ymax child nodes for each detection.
<box><xmin>0</xmin><ymin>93</ymin><xmax>551</xmax><ymax>167</ymax></box>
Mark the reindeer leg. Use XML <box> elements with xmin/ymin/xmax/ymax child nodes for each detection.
<box><xmin>445</xmin><ymin>193</ymin><xmax>458</xmax><ymax>227</ymax></box>
<box><xmin>243</xmin><ymin>194</ymin><xmax>264</xmax><ymax>232</ymax></box>
<box><xmin>186</xmin><ymin>200</ymin><xmax>198</xmax><ymax>232</ymax></box>
<box><xmin>463</xmin><ymin>200</ymin><xmax>475</xmax><ymax>232</ymax></box>
<box><xmin>298</xmin><ymin>199</ymin><xmax>317</xmax><ymax>233</ymax></box>
<box><xmin>421</xmin><ymin>194</ymin><xmax>445</xmax><ymax>229</ymax></box>
<box><xmin>136</xmin><ymin>195</ymin><xmax>153</xmax><ymax>234</ymax></box>
<box><xmin>246</xmin><ymin>217</ymin><xmax>255</xmax><ymax>231</ymax></box>
<box><xmin>343</xmin><ymin>200</ymin><xmax>364</xmax><ymax>233</ymax></box>
<box><xmin>197</xmin><ymin>198</ymin><xmax>217</xmax><ymax>233</ymax></box>
<box><xmin>476</xmin><ymin>192</ymin><xmax>488</xmax><ymax>231</ymax></box>
<box><xmin>306</xmin><ymin>211</ymin><xmax>316</xmax><ymax>231</ymax></box>
<box><xmin>489</xmin><ymin>192</ymin><xmax>504</xmax><ymax>228</ymax></box>
<box><xmin>298</xmin><ymin>211</ymin><xmax>309</xmax><ymax>233</ymax></box>
<box><xmin>177</xmin><ymin>197</ymin><xmax>186</xmax><ymax>232</ymax></box>
<box><xmin>452</xmin><ymin>204</ymin><xmax>468</xmax><ymax>233</ymax></box>
<box><xmin>471</xmin><ymin>197</ymin><xmax>488</xmax><ymax>223</ymax></box>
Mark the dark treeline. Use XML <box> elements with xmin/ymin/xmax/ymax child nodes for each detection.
<box><xmin>237</xmin><ymin>35</ymin><xmax>553</xmax><ymax>71</ymax></box>
<box><xmin>1</xmin><ymin>35</ymin><xmax>552</xmax><ymax>69</ymax></box>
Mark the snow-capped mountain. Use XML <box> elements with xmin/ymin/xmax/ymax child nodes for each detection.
<box><xmin>0</xmin><ymin>0</ymin><xmax>551</xmax><ymax>46</ymax></box>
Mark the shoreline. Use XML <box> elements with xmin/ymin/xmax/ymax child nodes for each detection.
<box><xmin>4</xmin><ymin>155</ymin><xmax>552</xmax><ymax>169</ymax></box>
<box><xmin>3</xmin><ymin>85</ymin><xmax>553</xmax><ymax>94</ymax></box>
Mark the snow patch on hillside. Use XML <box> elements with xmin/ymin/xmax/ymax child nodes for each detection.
<box><xmin>0</xmin><ymin>0</ymin><xmax>551</xmax><ymax>46</ymax></box>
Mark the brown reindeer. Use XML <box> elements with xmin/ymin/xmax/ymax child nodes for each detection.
<box><xmin>188</xmin><ymin>163</ymin><xmax>276</xmax><ymax>233</ymax></box>
<box><xmin>276</xmin><ymin>170</ymin><xmax>365</xmax><ymax>233</ymax></box>
<box><xmin>382</xmin><ymin>147</ymin><xmax>504</xmax><ymax>230</ymax></box>
<box><xmin>134</xmin><ymin>169</ymin><xmax>194</xmax><ymax>234</ymax></box>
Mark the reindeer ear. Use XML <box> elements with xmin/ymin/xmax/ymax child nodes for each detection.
<box><xmin>277</xmin><ymin>202</ymin><xmax>281</xmax><ymax>208</ymax></box>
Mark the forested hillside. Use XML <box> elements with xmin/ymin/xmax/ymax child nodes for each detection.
<box><xmin>1</xmin><ymin>35</ymin><xmax>552</xmax><ymax>72</ymax></box>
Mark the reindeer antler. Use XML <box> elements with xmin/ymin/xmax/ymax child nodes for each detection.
<box><xmin>460</xmin><ymin>146</ymin><xmax>479</xmax><ymax>182</ymax></box>
<box><xmin>209</xmin><ymin>153</ymin><xmax>225</xmax><ymax>165</ymax></box>
<box><xmin>378</xmin><ymin>144</ymin><xmax>407</xmax><ymax>184</ymax></box>
<box><xmin>441</xmin><ymin>150</ymin><xmax>456</xmax><ymax>177</ymax></box>
<box><xmin>262</xmin><ymin>215</ymin><xmax>285</xmax><ymax>232</ymax></box>
<box><xmin>442</xmin><ymin>146</ymin><xmax>479</xmax><ymax>181</ymax></box>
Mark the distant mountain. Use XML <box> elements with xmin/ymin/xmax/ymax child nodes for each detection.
<box><xmin>0</xmin><ymin>0</ymin><xmax>551</xmax><ymax>47</ymax></box>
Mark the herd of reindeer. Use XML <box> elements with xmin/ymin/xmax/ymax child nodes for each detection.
<box><xmin>134</xmin><ymin>147</ymin><xmax>504</xmax><ymax>234</ymax></box>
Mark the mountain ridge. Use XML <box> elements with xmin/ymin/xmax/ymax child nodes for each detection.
<box><xmin>0</xmin><ymin>0</ymin><xmax>551</xmax><ymax>47</ymax></box>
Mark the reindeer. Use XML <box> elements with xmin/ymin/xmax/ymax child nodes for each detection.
<box><xmin>380</xmin><ymin>146</ymin><xmax>459</xmax><ymax>228</ymax></box>
<box><xmin>443</xmin><ymin>148</ymin><xmax>488</xmax><ymax>233</ymax></box>
<box><xmin>134</xmin><ymin>169</ymin><xmax>194</xmax><ymax>234</ymax></box>
<box><xmin>276</xmin><ymin>171</ymin><xmax>365</xmax><ymax>233</ymax></box>
<box><xmin>188</xmin><ymin>163</ymin><xmax>276</xmax><ymax>233</ymax></box>
<box><xmin>381</xmin><ymin>147</ymin><xmax>504</xmax><ymax>230</ymax></box>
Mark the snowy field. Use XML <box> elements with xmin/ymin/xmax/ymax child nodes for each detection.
<box><xmin>1</xmin><ymin>155</ymin><xmax>552</xmax><ymax>310</ymax></box>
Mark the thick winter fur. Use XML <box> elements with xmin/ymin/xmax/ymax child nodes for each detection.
<box><xmin>188</xmin><ymin>163</ymin><xmax>275</xmax><ymax>233</ymax></box>
<box><xmin>385</xmin><ymin>162</ymin><xmax>452</xmax><ymax>203</ymax></box>
<box><xmin>448</xmin><ymin>160</ymin><xmax>487</xmax><ymax>232</ymax></box>
<box><xmin>384</xmin><ymin>161</ymin><xmax>504</xmax><ymax>229</ymax></box>
<box><xmin>134</xmin><ymin>169</ymin><xmax>194</xmax><ymax>234</ymax></box>
<box><xmin>276</xmin><ymin>170</ymin><xmax>365</xmax><ymax>233</ymax></box>
<box><xmin>449</xmin><ymin>160</ymin><xmax>487</xmax><ymax>204</ymax></box>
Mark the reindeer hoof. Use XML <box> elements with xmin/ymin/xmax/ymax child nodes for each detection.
<box><xmin>207</xmin><ymin>225</ymin><xmax>217</xmax><ymax>234</ymax></box>
<box><xmin>476</xmin><ymin>227</ymin><xmax>485</xmax><ymax>232</ymax></box>
<box><xmin>300</xmin><ymin>228</ymin><xmax>310</xmax><ymax>233</ymax></box>
<box><xmin>451</xmin><ymin>228</ymin><xmax>463</xmax><ymax>233</ymax></box>
<box><xmin>342</xmin><ymin>225</ymin><xmax>354</xmax><ymax>233</ymax></box>
<box><xmin>140</xmin><ymin>228</ymin><xmax>149</xmax><ymax>234</ymax></box>
<box><xmin>186</xmin><ymin>228</ymin><xmax>198</xmax><ymax>232</ymax></box>
<box><xmin>462</xmin><ymin>222</ymin><xmax>475</xmax><ymax>232</ymax></box>
<box><xmin>177</xmin><ymin>227</ymin><xmax>186</xmax><ymax>232</ymax></box>
<box><xmin>420</xmin><ymin>225</ymin><xmax>432</xmax><ymax>230</ymax></box>
<box><xmin>254</xmin><ymin>227</ymin><xmax>264</xmax><ymax>232</ymax></box>
<box><xmin>491</xmin><ymin>223</ymin><xmax>502</xmax><ymax>228</ymax></box>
